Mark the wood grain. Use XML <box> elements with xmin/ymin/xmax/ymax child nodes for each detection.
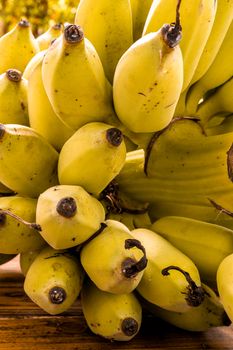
<box><xmin>0</xmin><ymin>258</ymin><xmax>233</xmax><ymax>350</ymax></box>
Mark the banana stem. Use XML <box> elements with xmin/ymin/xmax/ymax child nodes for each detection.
<box><xmin>0</xmin><ymin>209</ymin><xmax>41</xmax><ymax>231</ymax></box>
<box><xmin>161</xmin><ymin>0</ymin><xmax>182</xmax><ymax>48</ymax></box>
<box><xmin>208</xmin><ymin>198</ymin><xmax>233</xmax><ymax>218</ymax></box>
<box><xmin>161</xmin><ymin>265</ymin><xmax>205</xmax><ymax>307</ymax></box>
<box><xmin>122</xmin><ymin>239</ymin><xmax>148</xmax><ymax>278</ymax></box>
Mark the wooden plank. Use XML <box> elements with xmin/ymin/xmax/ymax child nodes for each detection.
<box><xmin>0</xmin><ymin>259</ymin><xmax>233</xmax><ymax>350</ymax></box>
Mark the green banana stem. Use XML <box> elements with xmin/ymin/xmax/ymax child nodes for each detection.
<box><xmin>161</xmin><ymin>265</ymin><xmax>205</xmax><ymax>307</ymax></box>
<box><xmin>0</xmin><ymin>209</ymin><xmax>41</xmax><ymax>231</ymax></box>
<box><xmin>122</xmin><ymin>239</ymin><xmax>148</xmax><ymax>278</ymax></box>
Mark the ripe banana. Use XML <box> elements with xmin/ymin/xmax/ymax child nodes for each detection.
<box><xmin>197</xmin><ymin>76</ymin><xmax>233</xmax><ymax>126</ymax></box>
<box><xmin>190</xmin><ymin>0</ymin><xmax>233</xmax><ymax>85</ymax></box>
<box><xmin>0</xmin><ymin>196</ymin><xmax>45</xmax><ymax>254</ymax></box>
<box><xmin>20</xmin><ymin>248</ymin><xmax>44</xmax><ymax>276</ymax></box>
<box><xmin>27</xmin><ymin>51</ymin><xmax>75</xmax><ymax>151</ymax></box>
<box><xmin>150</xmin><ymin>216</ymin><xmax>233</xmax><ymax>283</ymax></box>
<box><xmin>58</xmin><ymin>122</ymin><xmax>126</xmax><ymax>197</ymax></box>
<box><xmin>23</xmin><ymin>49</ymin><xmax>47</xmax><ymax>80</ymax></box>
<box><xmin>80</xmin><ymin>219</ymin><xmax>147</xmax><ymax>294</ymax></box>
<box><xmin>0</xmin><ymin>124</ymin><xmax>59</xmax><ymax>198</ymax></box>
<box><xmin>143</xmin><ymin>0</ymin><xmax>216</xmax><ymax>92</ymax></box>
<box><xmin>0</xmin><ymin>69</ymin><xmax>28</xmax><ymax>125</ymax></box>
<box><xmin>131</xmin><ymin>228</ymin><xmax>204</xmax><ymax>312</ymax></box>
<box><xmin>81</xmin><ymin>278</ymin><xmax>142</xmax><ymax>341</ymax></box>
<box><xmin>0</xmin><ymin>182</ymin><xmax>14</xmax><ymax>195</ymax></box>
<box><xmin>42</xmin><ymin>24</ymin><xmax>114</xmax><ymax>130</ymax></box>
<box><xmin>113</xmin><ymin>12</ymin><xmax>183</xmax><ymax>133</ymax></box>
<box><xmin>36</xmin><ymin>23</ymin><xmax>63</xmax><ymax>50</ymax></box>
<box><xmin>0</xmin><ymin>19</ymin><xmax>39</xmax><ymax>74</ymax></box>
<box><xmin>217</xmin><ymin>253</ymin><xmax>233</xmax><ymax>322</ymax></box>
<box><xmin>36</xmin><ymin>185</ymin><xmax>105</xmax><ymax>249</ymax></box>
<box><xmin>130</xmin><ymin>0</ymin><xmax>153</xmax><ymax>41</ymax></box>
<box><xmin>186</xmin><ymin>21</ymin><xmax>233</xmax><ymax>114</ymax></box>
<box><xmin>24</xmin><ymin>246</ymin><xmax>84</xmax><ymax>315</ymax></box>
<box><xmin>141</xmin><ymin>283</ymin><xmax>230</xmax><ymax>331</ymax></box>
<box><xmin>75</xmin><ymin>0</ymin><xmax>133</xmax><ymax>83</ymax></box>
<box><xmin>205</xmin><ymin>113</ymin><xmax>233</xmax><ymax>136</ymax></box>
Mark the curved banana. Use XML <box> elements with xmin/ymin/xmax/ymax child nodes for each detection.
<box><xmin>81</xmin><ymin>279</ymin><xmax>142</xmax><ymax>341</ymax></box>
<box><xmin>0</xmin><ymin>196</ymin><xmax>45</xmax><ymax>254</ymax></box>
<box><xmin>186</xmin><ymin>21</ymin><xmax>233</xmax><ymax>114</ymax></box>
<box><xmin>141</xmin><ymin>283</ymin><xmax>230</xmax><ymax>331</ymax></box>
<box><xmin>24</xmin><ymin>246</ymin><xmax>84</xmax><ymax>315</ymax></box>
<box><xmin>80</xmin><ymin>219</ymin><xmax>147</xmax><ymax>294</ymax></box>
<box><xmin>113</xmin><ymin>15</ymin><xmax>183</xmax><ymax>133</ymax></box>
<box><xmin>27</xmin><ymin>52</ymin><xmax>75</xmax><ymax>151</ymax></box>
<box><xmin>0</xmin><ymin>69</ymin><xmax>28</xmax><ymax>125</ymax></box>
<box><xmin>58</xmin><ymin>122</ymin><xmax>126</xmax><ymax>197</ymax></box>
<box><xmin>36</xmin><ymin>23</ymin><xmax>63</xmax><ymax>50</ymax></box>
<box><xmin>143</xmin><ymin>0</ymin><xmax>216</xmax><ymax>92</ymax></box>
<box><xmin>217</xmin><ymin>253</ymin><xmax>233</xmax><ymax>322</ymax></box>
<box><xmin>0</xmin><ymin>124</ymin><xmax>59</xmax><ymax>198</ymax></box>
<box><xmin>0</xmin><ymin>19</ymin><xmax>39</xmax><ymax>74</ymax></box>
<box><xmin>130</xmin><ymin>0</ymin><xmax>153</xmax><ymax>41</ymax></box>
<box><xmin>42</xmin><ymin>24</ymin><xmax>114</xmax><ymax>130</ymax></box>
<box><xmin>75</xmin><ymin>0</ymin><xmax>133</xmax><ymax>83</ymax></box>
<box><xmin>23</xmin><ymin>50</ymin><xmax>47</xmax><ymax>80</ymax></box>
<box><xmin>131</xmin><ymin>228</ymin><xmax>204</xmax><ymax>312</ymax></box>
<box><xmin>36</xmin><ymin>185</ymin><xmax>105</xmax><ymax>249</ymax></box>
<box><xmin>20</xmin><ymin>248</ymin><xmax>44</xmax><ymax>276</ymax></box>
<box><xmin>151</xmin><ymin>216</ymin><xmax>233</xmax><ymax>283</ymax></box>
<box><xmin>205</xmin><ymin>113</ymin><xmax>233</xmax><ymax>136</ymax></box>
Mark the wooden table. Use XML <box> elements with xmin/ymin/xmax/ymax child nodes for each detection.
<box><xmin>0</xmin><ymin>258</ymin><xmax>233</xmax><ymax>350</ymax></box>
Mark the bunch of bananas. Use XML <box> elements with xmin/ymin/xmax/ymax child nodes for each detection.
<box><xmin>0</xmin><ymin>0</ymin><xmax>233</xmax><ymax>342</ymax></box>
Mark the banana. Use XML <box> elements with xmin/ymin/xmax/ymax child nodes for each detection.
<box><xmin>20</xmin><ymin>248</ymin><xmax>44</xmax><ymax>276</ymax></box>
<box><xmin>0</xmin><ymin>182</ymin><xmax>14</xmax><ymax>196</ymax></box>
<box><xmin>23</xmin><ymin>50</ymin><xmax>47</xmax><ymax>80</ymax></box>
<box><xmin>0</xmin><ymin>254</ymin><xmax>17</xmax><ymax>266</ymax></box>
<box><xmin>27</xmin><ymin>51</ymin><xmax>75</xmax><ymax>151</ymax></box>
<box><xmin>42</xmin><ymin>24</ymin><xmax>114</xmax><ymax>130</ymax></box>
<box><xmin>81</xmin><ymin>278</ymin><xmax>142</xmax><ymax>341</ymax></box>
<box><xmin>0</xmin><ymin>19</ymin><xmax>39</xmax><ymax>74</ymax></box>
<box><xmin>186</xmin><ymin>21</ymin><xmax>233</xmax><ymax>114</ymax></box>
<box><xmin>197</xmin><ymin>77</ymin><xmax>233</xmax><ymax>126</ymax></box>
<box><xmin>58</xmin><ymin>122</ymin><xmax>126</xmax><ymax>197</ymax></box>
<box><xmin>80</xmin><ymin>219</ymin><xmax>147</xmax><ymax>294</ymax></box>
<box><xmin>0</xmin><ymin>124</ymin><xmax>59</xmax><ymax>198</ymax></box>
<box><xmin>116</xmin><ymin>118</ymin><xmax>233</xmax><ymax>207</ymax></box>
<box><xmin>217</xmin><ymin>253</ymin><xmax>233</xmax><ymax>322</ymax></box>
<box><xmin>131</xmin><ymin>228</ymin><xmax>204</xmax><ymax>312</ymax></box>
<box><xmin>140</xmin><ymin>283</ymin><xmax>230</xmax><ymax>331</ymax></box>
<box><xmin>150</xmin><ymin>216</ymin><xmax>233</xmax><ymax>283</ymax></box>
<box><xmin>113</xmin><ymin>8</ymin><xmax>183</xmax><ymax>133</ymax></box>
<box><xmin>24</xmin><ymin>246</ymin><xmax>84</xmax><ymax>315</ymax></box>
<box><xmin>130</xmin><ymin>0</ymin><xmax>153</xmax><ymax>41</ymax></box>
<box><xmin>143</xmin><ymin>0</ymin><xmax>216</xmax><ymax>92</ymax></box>
<box><xmin>190</xmin><ymin>0</ymin><xmax>233</xmax><ymax>85</ymax></box>
<box><xmin>36</xmin><ymin>185</ymin><xmax>105</xmax><ymax>249</ymax></box>
<box><xmin>205</xmin><ymin>114</ymin><xmax>233</xmax><ymax>136</ymax></box>
<box><xmin>36</xmin><ymin>23</ymin><xmax>63</xmax><ymax>50</ymax></box>
<box><xmin>0</xmin><ymin>196</ymin><xmax>45</xmax><ymax>254</ymax></box>
<box><xmin>0</xmin><ymin>69</ymin><xmax>28</xmax><ymax>125</ymax></box>
<box><xmin>75</xmin><ymin>0</ymin><xmax>133</xmax><ymax>84</ymax></box>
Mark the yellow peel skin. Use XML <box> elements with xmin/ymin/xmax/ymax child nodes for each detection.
<box><xmin>217</xmin><ymin>253</ymin><xmax>233</xmax><ymax>322</ymax></box>
<box><xmin>130</xmin><ymin>0</ymin><xmax>153</xmax><ymax>41</ymax></box>
<box><xmin>36</xmin><ymin>23</ymin><xmax>63</xmax><ymax>51</ymax></box>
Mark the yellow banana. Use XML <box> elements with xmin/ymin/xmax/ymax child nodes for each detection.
<box><xmin>36</xmin><ymin>185</ymin><xmax>105</xmax><ymax>249</ymax></box>
<box><xmin>113</xmin><ymin>7</ymin><xmax>183</xmax><ymax>133</ymax></box>
<box><xmin>0</xmin><ymin>182</ymin><xmax>14</xmax><ymax>195</ymax></box>
<box><xmin>0</xmin><ymin>69</ymin><xmax>28</xmax><ymax>125</ymax></box>
<box><xmin>20</xmin><ymin>248</ymin><xmax>44</xmax><ymax>276</ymax></box>
<box><xmin>186</xmin><ymin>21</ymin><xmax>233</xmax><ymax>114</ymax></box>
<box><xmin>23</xmin><ymin>49</ymin><xmax>47</xmax><ymax>80</ymax></box>
<box><xmin>80</xmin><ymin>219</ymin><xmax>147</xmax><ymax>294</ymax></box>
<box><xmin>141</xmin><ymin>283</ymin><xmax>230</xmax><ymax>331</ymax></box>
<box><xmin>0</xmin><ymin>124</ymin><xmax>58</xmax><ymax>197</ymax></box>
<box><xmin>0</xmin><ymin>195</ymin><xmax>45</xmax><ymax>254</ymax></box>
<box><xmin>42</xmin><ymin>24</ymin><xmax>114</xmax><ymax>130</ymax></box>
<box><xmin>27</xmin><ymin>52</ymin><xmax>75</xmax><ymax>151</ymax></box>
<box><xmin>197</xmin><ymin>76</ymin><xmax>233</xmax><ymax>125</ymax></box>
<box><xmin>81</xmin><ymin>279</ymin><xmax>142</xmax><ymax>341</ymax></box>
<box><xmin>150</xmin><ymin>216</ymin><xmax>233</xmax><ymax>283</ymax></box>
<box><xmin>143</xmin><ymin>0</ymin><xmax>216</xmax><ymax>92</ymax></box>
<box><xmin>0</xmin><ymin>19</ymin><xmax>39</xmax><ymax>74</ymax></box>
<box><xmin>131</xmin><ymin>228</ymin><xmax>204</xmax><ymax>312</ymax></box>
<box><xmin>75</xmin><ymin>0</ymin><xmax>133</xmax><ymax>83</ymax></box>
<box><xmin>24</xmin><ymin>246</ymin><xmax>84</xmax><ymax>315</ymax></box>
<box><xmin>130</xmin><ymin>0</ymin><xmax>153</xmax><ymax>41</ymax></box>
<box><xmin>217</xmin><ymin>253</ymin><xmax>233</xmax><ymax>322</ymax></box>
<box><xmin>190</xmin><ymin>0</ymin><xmax>233</xmax><ymax>85</ymax></box>
<box><xmin>205</xmin><ymin>113</ymin><xmax>233</xmax><ymax>136</ymax></box>
<box><xmin>36</xmin><ymin>23</ymin><xmax>63</xmax><ymax>50</ymax></box>
<box><xmin>58</xmin><ymin>122</ymin><xmax>126</xmax><ymax>197</ymax></box>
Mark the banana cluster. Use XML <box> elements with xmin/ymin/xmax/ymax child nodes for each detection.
<box><xmin>0</xmin><ymin>0</ymin><xmax>233</xmax><ymax>342</ymax></box>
